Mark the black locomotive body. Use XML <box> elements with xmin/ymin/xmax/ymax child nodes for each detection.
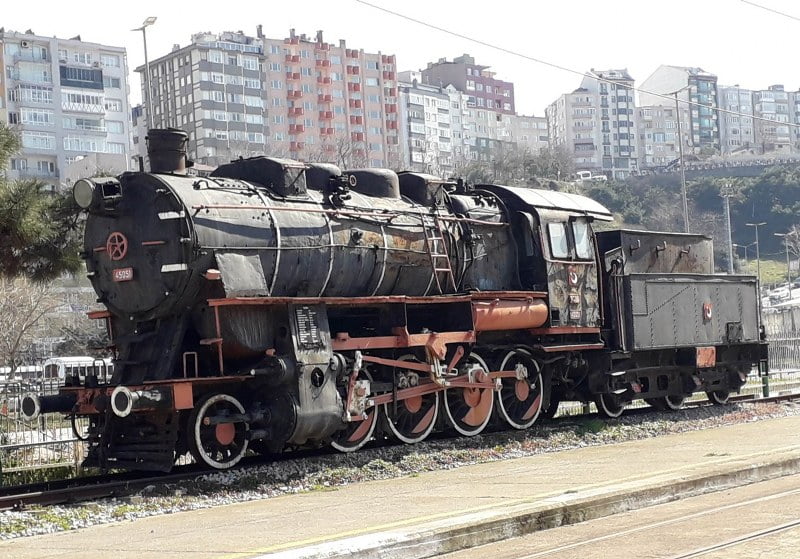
<box><xmin>22</xmin><ymin>130</ymin><xmax>768</xmax><ymax>471</ymax></box>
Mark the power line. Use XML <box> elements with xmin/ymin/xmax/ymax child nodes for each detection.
<box><xmin>355</xmin><ymin>0</ymin><xmax>800</xmax><ymax>130</ymax></box>
<box><xmin>740</xmin><ymin>0</ymin><xmax>800</xmax><ymax>23</ymax></box>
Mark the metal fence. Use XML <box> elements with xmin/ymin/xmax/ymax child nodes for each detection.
<box><xmin>0</xmin><ymin>380</ymin><xmax>86</xmax><ymax>477</ymax></box>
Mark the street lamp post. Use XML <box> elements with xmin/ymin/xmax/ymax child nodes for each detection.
<box><xmin>132</xmin><ymin>17</ymin><xmax>157</xmax><ymax>130</ymax></box>
<box><xmin>775</xmin><ymin>232</ymin><xmax>793</xmax><ymax>299</ymax></box>
<box><xmin>732</xmin><ymin>241</ymin><xmax>757</xmax><ymax>269</ymax></box>
<box><xmin>668</xmin><ymin>85</ymin><xmax>692</xmax><ymax>233</ymax></box>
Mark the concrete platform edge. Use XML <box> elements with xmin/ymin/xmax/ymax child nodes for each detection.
<box><xmin>258</xmin><ymin>452</ymin><xmax>800</xmax><ymax>559</ymax></box>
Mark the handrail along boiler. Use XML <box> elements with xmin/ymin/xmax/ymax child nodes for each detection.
<box><xmin>22</xmin><ymin>129</ymin><xmax>768</xmax><ymax>471</ymax></box>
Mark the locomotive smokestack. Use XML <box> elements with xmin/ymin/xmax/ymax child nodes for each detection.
<box><xmin>146</xmin><ymin>128</ymin><xmax>190</xmax><ymax>174</ymax></box>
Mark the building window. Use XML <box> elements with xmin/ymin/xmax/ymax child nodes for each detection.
<box><xmin>100</xmin><ymin>54</ymin><xmax>120</xmax><ymax>67</ymax></box>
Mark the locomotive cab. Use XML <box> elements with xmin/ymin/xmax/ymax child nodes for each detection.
<box><xmin>479</xmin><ymin>185</ymin><xmax>613</xmax><ymax>329</ymax></box>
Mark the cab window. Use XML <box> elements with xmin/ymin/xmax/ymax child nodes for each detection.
<box><xmin>572</xmin><ymin>220</ymin><xmax>593</xmax><ymax>259</ymax></box>
<box><xmin>547</xmin><ymin>223</ymin><xmax>569</xmax><ymax>258</ymax></box>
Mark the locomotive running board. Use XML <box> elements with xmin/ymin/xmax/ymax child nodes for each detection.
<box><xmin>535</xmin><ymin>343</ymin><xmax>605</xmax><ymax>353</ymax></box>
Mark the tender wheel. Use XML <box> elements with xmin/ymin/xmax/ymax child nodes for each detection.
<box><xmin>595</xmin><ymin>393</ymin><xmax>626</xmax><ymax>419</ymax></box>
<box><xmin>707</xmin><ymin>390</ymin><xmax>730</xmax><ymax>405</ymax></box>
<box><xmin>383</xmin><ymin>355</ymin><xmax>439</xmax><ymax>444</ymax></box>
<box><xmin>444</xmin><ymin>352</ymin><xmax>494</xmax><ymax>436</ymax></box>
<box><xmin>331</xmin><ymin>370</ymin><xmax>378</xmax><ymax>452</ymax></box>
<box><xmin>188</xmin><ymin>392</ymin><xmax>249</xmax><ymax>469</ymax></box>
<box><xmin>661</xmin><ymin>394</ymin><xmax>686</xmax><ymax>411</ymax></box>
<box><xmin>495</xmin><ymin>349</ymin><xmax>544</xmax><ymax>429</ymax></box>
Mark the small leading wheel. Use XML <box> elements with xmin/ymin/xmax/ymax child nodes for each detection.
<box><xmin>331</xmin><ymin>371</ymin><xmax>378</xmax><ymax>452</ymax></box>
<box><xmin>495</xmin><ymin>349</ymin><xmax>544</xmax><ymax>429</ymax></box>
<box><xmin>707</xmin><ymin>390</ymin><xmax>730</xmax><ymax>405</ymax></box>
<box><xmin>188</xmin><ymin>392</ymin><xmax>249</xmax><ymax>469</ymax></box>
<box><xmin>383</xmin><ymin>355</ymin><xmax>439</xmax><ymax>444</ymax></box>
<box><xmin>444</xmin><ymin>352</ymin><xmax>494</xmax><ymax>436</ymax></box>
<box><xmin>595</xmin><ymin>393</ymin><xmax>626</xmax><ymax>419</ymax></box>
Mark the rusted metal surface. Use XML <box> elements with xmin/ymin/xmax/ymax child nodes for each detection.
<box><xmin>332</xmin><ymin>331</ymin><xmax>476</xmax><ymax>352</ymax></box>
<box><xmin>207</xmin><ymin>290</ymin><xmax>548</xmax><ymax>307</ymax></box>
<box><xmin>472</xmin><ymin>299</ymin><xmax>548</xmax><ymax>331</ymax></box>
<box><xmin>597</xmin><ymin>230</ymin><xmax>714</xmax><ymax>275</ymax></box>
<box><xmin>696</xmin><ymin>346</ymin><xmax>717</xmax><ymax>368</ymax></box>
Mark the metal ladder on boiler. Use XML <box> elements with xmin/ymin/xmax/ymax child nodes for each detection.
<box><xmin>422</xmin><ymin>214</ymin><xmax>457</xmax><ymax>294</ymax></box>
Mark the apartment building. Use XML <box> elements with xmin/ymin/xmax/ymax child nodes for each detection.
<box><xmin>717</xmin><ymin>85</ymin><xmax>755</xmax><ymax>156</ymax></box>
<box><xmin>636</xmin><ymin>105</ymin><xmax>680</xmax><ymax>168</ymax></box>
<box><xmin>751</xmin><ymin>84</ymin><xmax>792</xmax><ymax>154</ymax></box>
<box><xmin>421</xmin><ymin>54</ymin><xmax>515</xmax><ymax>115</ymax></box>
<box><xmin>397</xmin><ymin>71</ymin><xmax>463</xmax><ymax>175</ymax></box>
<box><xmin>0</xmin><ymin>30</ymin><xmax>132</xmax><ymax>189</ymax></box>
<box><xmin>546</xmin><ymin>69</ymin><xmax>637</xmax><ymax>179</ymax></box>
<box><xmin>138</xmin><ymin>28</ymin><xmax>399</xmax><ymax>168</ymax></box>
<box><xmin>639</xmin><ymin>65</ymin><xmax>720</xmax><ymax>156</ymax></box>
<box><xmin>501</xmin><ymin>113</ymin><xmax>548</xmax><ymax>154</ymax></box>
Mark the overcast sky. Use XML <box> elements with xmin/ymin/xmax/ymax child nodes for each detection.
<box><xmin>4</xmin><ymin>0</ymin><xmax>800</xmax><ymax>115</ymax></box>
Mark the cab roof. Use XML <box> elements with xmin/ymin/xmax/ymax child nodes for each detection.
<box><xmin>480</xmin><ymin>184</ymin><xmax>613</xmax><ymax>221</ymax></box>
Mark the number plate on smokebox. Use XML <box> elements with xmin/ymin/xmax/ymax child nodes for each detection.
<box><xmin>112</xmin><ymin>267</ymin><xmax>134</xmax><ymax>282</ymax></box>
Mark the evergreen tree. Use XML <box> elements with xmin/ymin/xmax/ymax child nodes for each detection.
<box><xmin>0</xmin><ymin>122</ymin><xmax>82</xmax><ymax>280</ymax></box>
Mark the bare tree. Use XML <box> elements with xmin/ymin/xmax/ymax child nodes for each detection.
<box><xmin>0</xmin><ymin>277</ymin><xmax>58</xmax><ymax>373</ymax></box>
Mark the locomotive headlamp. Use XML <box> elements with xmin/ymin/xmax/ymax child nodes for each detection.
<box><xmin>73</xmin><ymin>179</ymin><xmax>95</xmax><ymax>209</ymax></box>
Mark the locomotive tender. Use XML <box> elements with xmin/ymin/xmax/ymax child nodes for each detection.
<box><xmin>22</xmin><ymin>130</ymin><xmax>768</xmax><ymax>471</ymax></box>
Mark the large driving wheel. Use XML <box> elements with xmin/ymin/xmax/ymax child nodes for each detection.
<box><xmin>331</xmin><ymin>370</ymin><xmax>378</xmax><ymax>452</ymax></box>
<box><xmin>383</xmin><ymin>355</ymin><xmax>439</xmax><ymax>444</ymax></box>
<box><xmin>595</xmin><ymin>393</ymin><xmax>626</xmax><ymax>419</ymax></box>
<box><xmin>443</xmin><ymin>352</ymin><xmax>494</xmax><ymax>436</ymax></box>
<box><xmin>495</xmin><ymin>349</ymin><xmax>544</xmax><ymax>429</ymax></box>
<box><xmin>188</xmin><ymin>392</ymin><xmax>249</xmax><ymax>469</ymax></box>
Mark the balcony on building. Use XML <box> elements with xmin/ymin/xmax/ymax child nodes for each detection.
<box><xmin>315</xmin><ymin>59</ymin><xmax>331</xmax><ymax>68</ymax></box>
<box><xmin>289</xmin><ymin>107</ymin><xmax>304</xmax><ymax>116</ymax></box>
<box><xmin>319</xmin><ymin>110</ymin><xmax>333</xmax><ymax>120</ymax></box>
<box><xmin>348</xmin><ymin>98</ymin><xmax>362</xmax><ymax>108</ymax></box>
<box><xmin>317</xmin><ymin>76</ymin><xmax>332</xmax><ymax>84</ymax></box>
<box><xmin>289</xmin><ymin>124</ymin><xmax>305</xmax><ymax>134</ymax></box>
<box><xmin>286</xmin><ymin>72</ymin><xmax>300</xmax><ymax>81</ymax></box>
<box><xmin>285</xmin><ymin>54</ymin><xmax>300</xmax><ymax>63</ymax></box>
<box><xmin>351</xmin><ymin>132</ymin><xmax>364</xmax><ymax>142</ymax></box>
<box><xmin>318</xmin><ymin>93</ymin><xmax>333</xmax><ymax>103</ymax></box>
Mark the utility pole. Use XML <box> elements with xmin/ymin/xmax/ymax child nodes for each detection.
<box><xmin>721</xmin><ymin>184</ymin><xmax>734</xmax><ymax>274</ymax></box>
<box><xmin>775</xmin><ymin>232</ymin><xmax>793</xmax><ymax>300</ymax></box>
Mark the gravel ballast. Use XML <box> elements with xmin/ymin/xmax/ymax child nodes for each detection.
<box><xmin>1</xmin><ymin>401</ymin><xmax>798</xmax><ymax>540</ymax></box>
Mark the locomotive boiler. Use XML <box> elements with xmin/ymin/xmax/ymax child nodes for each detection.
<box><xmin>22</xmin><ymin>129</ymin><xmax>768</xmax><ymax>472</ymax></box>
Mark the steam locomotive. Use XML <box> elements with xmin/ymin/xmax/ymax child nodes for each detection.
<box><xmin>22</xmin><ymin>130</ymin><xmax>768</xmax><ymax>472</ymax></box>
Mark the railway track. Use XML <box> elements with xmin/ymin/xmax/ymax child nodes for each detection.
<box><xmin>1</xmin><ymin>392</ymin><xmax>797</xmax><ymax>511</ymax></box>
